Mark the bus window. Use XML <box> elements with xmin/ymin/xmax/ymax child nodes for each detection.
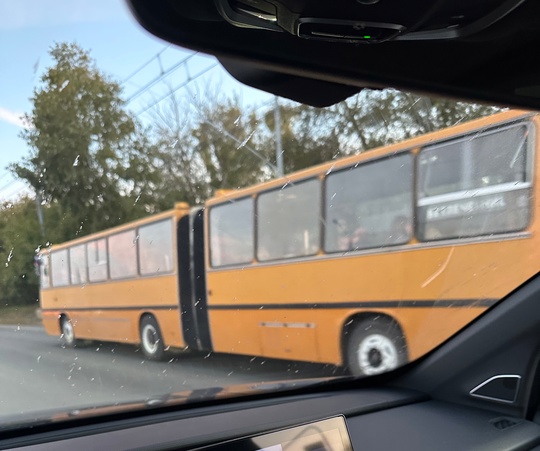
<box><xmin>417</xmin><ymin>123</ymin><xmax>531</xmax><ymax>241</ymax></box>
<box><xmin>39</xmin><ymin>252</ymin><xmax>50</xmax><ymax>289</ymax></box>
<box><xmin>257</xmin><ymin>179</ymin><xmax>321</xmax><ymax>261</ymax></box>
<box><xmin>108</xmin><ymin>230</ymin><xmax>138</xmax><ymax>280</ymax></box>
<box><xmin>138</xmin><ymin>220</ymin><xmax>174</xmax><ymax>275</ymax></box>
<box><xmin>69</xmin><ymin>244</ymin><xmax>87</xmax><ymax>285</ymax></box>
<box><xmin>325</xmin><ymin>153</ymin><xmax>413</xmax><ymax>252</ymax></box>
<box><xmin>209</xmin><ymin>198</ymin><xmax>254</xmax><ymax>267</ymax></box>
<box><xmin>87</xmin><ymin>238</ymin><xmax>108</xmax><ymax>282</ymax></box>
<box><xmin>50</xmin><ymin>249</ymin><xmax>70</xmax><ymax>287</ymax></box>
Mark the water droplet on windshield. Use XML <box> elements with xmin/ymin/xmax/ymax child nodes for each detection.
<box><xmin>326</xmin><ymin>164</ymin><xmax>336</xmax><ymax>175</ymax></box>
<box><xmin>73</xmin><ymin>155</ymin><xmax>80</xmax><ymax>166</ymax></box>
<box><xmin>5</xmin><ymin>248</ymin><xmax>14</xmax><ymax>267</ymax></box>
<box><xmin>236</xmin><ymin>130</ymin><xmax>255</xmax><ymax>150</ymax></box>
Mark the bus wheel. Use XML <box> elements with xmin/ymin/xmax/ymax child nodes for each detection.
<box><xmin>60</xmin><ymin>316</ymin><xmax>77</xmax><ymax>348</ymax></box>
<box><xmin>346</xmin><ymin>318</ymin><xmax>407</xmax><ymax>377</ymax></box>
<box><xmin>140</xmin><ymin>315</ymin><xmax>165</xmax><ymax>361</ymax></box>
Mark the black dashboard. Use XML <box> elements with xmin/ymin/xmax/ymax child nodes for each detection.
<box><xmin>3</xmin><ymin>387</ymin><xmax>540</xmax><ymax>450</ymax></box>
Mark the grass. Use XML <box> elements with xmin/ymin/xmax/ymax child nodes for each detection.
<box><xmin>0</xmin><ymin>305</ymin><xmax>42</xmax><ymax>326</ymax></box>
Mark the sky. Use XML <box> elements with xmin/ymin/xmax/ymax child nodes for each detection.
<box><xmin>0</xmin><ymin>0</ymin><xmax>273</xmax><ymax>200</ymax></box>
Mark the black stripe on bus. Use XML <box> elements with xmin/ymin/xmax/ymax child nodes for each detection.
<box><xmin>207</xmin><ymin>299</ymin><xmax>498</xmax><ymax>310</ymax></box>
<box><xmin>41</xmin><ymin>305</ymin><xmax>179</xmax><ymax>312</ymax></box>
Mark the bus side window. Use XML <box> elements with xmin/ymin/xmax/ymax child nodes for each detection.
<box><xmin>39</xmin><ymin>253</ymin><xmax>50</xmax><ymax>289</ymax></box>
<box><xmin>87</xmin><ymin>239</ymin><xmax>108</xmax><ymax>282</ymax></box>
<box><xmin>257</xmin><ymin>179</ymin><xmax>321</xmax><ymax>261</ymax></box>
<box><xmin>325</xmin><ymin>153</ymin><xmax>414</xmax><ymax>252</ymax></box>
<box><xmin>108</xmin><ymin>230</ymin><xmax>138</xmax><ymax>280</ymax></box>
<box><xmin>50</xmin><ymin>249</ymin><xmax>70</xmax><ymax>287</ymax></box>
<box><xmin>138</xmin><ymin>220</ymin><xmax>174</xmax><ymax>275</ymax></box>
<box><xmin>69</xmin><ymin>244</ymin><xmax>87</xmax><ymax>285</ymax></box>
<box><xmin>209</xmin><ymin>198</ymin><xmax>254</xmax><ymax>267</ymax></box>
<box><xmin>417</xmin><ymin>123</ymin><xmax>532</xmax><ymax>241</ymax></box>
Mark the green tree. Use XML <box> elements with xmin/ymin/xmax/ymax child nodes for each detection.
<box><xmin>12</xmin><ymin>42</ymin><xmax>153</xmax><ymax>239</ymax></box>
<box><xmin>191</xmin><ymin>97</ymin><xmax>270</xmax><ymax>191</ymax></box>
<box><xmin>332</xmin><ymin>89</ymin><xmax>503</xmax><ymax>153</ymax></box>
<box><xmin>150</xmin><ymin>93</ymin><xmax>211</xmax><ymax>207</ymax></box>
<box><xmin>0</xmin><ymin>199</ymin><xmax>43</xmax><ymax>307</ymax></box>
<box><xmin>262</xmin><ymin>103</ymin><xmax>342</xmax><ymax>174</ymax></box>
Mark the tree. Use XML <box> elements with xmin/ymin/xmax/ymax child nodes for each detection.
<box><xmin>150</xmin><ymin>92</ymin><xmax>211</xmax><ymax>207</ymax></box>
<box><xmin>190</xmin><ymin>96</ymin><xmax>270</xmax><ymax>191</ymax></box>
<box><xmin>262</xmin><ymin>103</ymin><xmax>342</xmax><ymax>174</ymax></box>
<box><xmin>0</xmin><ymin>199</ymin><xmax>44</xmax><ymax>307</ymax></box>
<box><xmin>332</xmin><ymin>89</ymin><xmax>503</xmax><ymax>153</ymax></box>
<box><xmin>12</xmin><ymin>42</ymin><xmax>153</xmax><ymax>239</ymax></box>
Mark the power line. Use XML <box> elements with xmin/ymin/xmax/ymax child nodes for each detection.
<box><xmin>135</xmin><ymin>62</ymin><xmax>219</xmax><ymax>117</ymax></box>
<box><xmin>2</xmin><ymin>185</ymin><xmax>27</xmax><ymax>200</ymax></box>
<box><xmin>0</xmin><ymin>178</ymin><xmax>18</xmax><ymax>194</ymax></box>
<box><xmin>0</xmin><ymin>171</ymin><xmax>12</xmax><ymax>184</ymax></box>
<box><xmin>121</xmin><ymin>45</ymin><xmax>170</xmax><ymax>84</ymax></box>
<box><xmin>126</xmin><ymin>52</ymin><xmax>199</xmax><ymax>104</ymax></box>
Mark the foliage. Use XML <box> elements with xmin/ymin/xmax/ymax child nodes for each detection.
<box><xmin>11</xmin><ymin>42</ymin><xmax>151</xmax><ymax>238</ymax></box>
<box><xmin>332</xmin><ymin>89</ymin><xmax>503</xmax><ymax>153</ymax></box>
<box><xmin>262</xmin><ymin>103</ymin><xmax>342</xmax><ymax>173</ymax></box>
<box><xmin>149</xmin><ymin>93</ymin><xmax>210</xmax><ymax>207</ymax></box>
<box><xmin>191</xmin><ymin>97</ymin><xmax>268</xmax><ymax>190</ymax></box>
<box><xmin>0</xmin><ymin>199</ymin><xmax>43</xmax><ymax>307</ymax></box>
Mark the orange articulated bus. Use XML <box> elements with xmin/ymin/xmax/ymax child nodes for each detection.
<box><xmin>39</xmin><ymin>204</ymin><xmax>195</xmax><ymax>360</ymax></box>
<box><xmin>40</xmin><ymin>109</ymin><xmax>540</xmax><ymax>375</ymax></box>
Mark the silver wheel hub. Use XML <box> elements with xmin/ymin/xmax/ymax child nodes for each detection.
<box><xmin>62</xmin><ymin>320</ymin><xmax>74</xmax><ymax>344</ymax></box>
<box><xmin>142</xmin><ymin>324</ymin><xmax>160</xmax><ymax>354</ymax></box>
<box><xmin>357</xmin><ymin>333</ymin><xmax>399</xmax><ymax>375</ymax></box>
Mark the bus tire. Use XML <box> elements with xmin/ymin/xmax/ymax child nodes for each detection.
<box><xmin>346</xmin><ymin>318</ymin><xmax>407</xmax><ymax>377</ymax></box>
<box><xmin>60</xmin><ymin>316</ymin><xmax>77</xmax><ymax>348</ymax></box>
<box><xmin>140</xmin><ymin>315</ymin><xmax>165</xmax><ymax>361</ymax></box>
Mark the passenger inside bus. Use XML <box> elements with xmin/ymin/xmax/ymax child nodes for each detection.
<box><xmin>387</xmin><ymin>215</ymin><xmax>413</xmax><ymax>244</ymax></box>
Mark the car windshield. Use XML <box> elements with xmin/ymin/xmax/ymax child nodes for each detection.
<box><xmin>0</xmin><ymin>0</ymin><xmax>536</xmax><ymax>429</ymax></box>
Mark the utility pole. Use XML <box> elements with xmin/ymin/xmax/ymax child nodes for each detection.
<box><xmin>273</xmin><ymin>96</ymin><xmax>284</xmax><ymax>177</ymax></box>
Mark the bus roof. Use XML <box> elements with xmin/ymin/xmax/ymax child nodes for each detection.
<box><xmin>206</xmin><ymin>109</ymin><xmax>534</xmax><ymax>206</ymax></box>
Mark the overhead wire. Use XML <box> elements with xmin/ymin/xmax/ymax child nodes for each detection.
<box><xmin>126</xmin><ymin>52</ymin><xmax>200</xmax><ymax>104</ymax></box>
<box><xmin>0</xmin><ymin>178</ymin><xmax>18</xmax><ymax>194</ymax></box>
<box><xmin>135</xmin><ymin>62</ymin><xmax>220</xmax><ymax>116</ymax></box>
<box><xmin>121</xmin><ymin>45</ymin><xmax>170</xmax><ymax>84</ymax></box>
<box><xmin>2</xmin><ymin>184</ymin><xmax>27</xmax><ymax>200</ymax></box>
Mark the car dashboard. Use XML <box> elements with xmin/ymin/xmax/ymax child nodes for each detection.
<box><xmin>2</xmin><ymin>386</ymin><xmax>540</xmax><ymax>450</ymax></box>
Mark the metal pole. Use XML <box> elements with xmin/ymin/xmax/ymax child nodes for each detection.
<box><xmin>273</xmin><ymin>96</ymin><xmax>284</xmax><ymax>177</ymax></box>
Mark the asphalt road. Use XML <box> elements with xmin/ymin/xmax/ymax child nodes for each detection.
<box><xmin>0</xmin><ymin>326</ymin><xmax>344</xmax><ymax>423</ymax></box>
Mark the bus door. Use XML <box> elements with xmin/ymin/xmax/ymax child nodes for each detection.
<box><xmin>177</xmin><ymin>208</ymin><xmax>212</xmax><ymax>351</ymax></box>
